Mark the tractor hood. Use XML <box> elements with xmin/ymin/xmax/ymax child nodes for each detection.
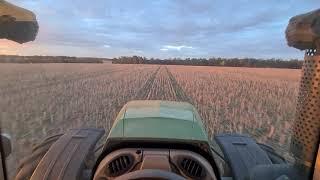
<box><xmin>108</xmin><ymin>100</ymin><xmax>209</xmax><ymax>142</ymax></box>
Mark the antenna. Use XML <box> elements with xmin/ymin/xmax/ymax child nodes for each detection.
<box><xmin>123</xmin><ymin>107</ymin><xmax>127</xmax><ymax>137</ymax></box>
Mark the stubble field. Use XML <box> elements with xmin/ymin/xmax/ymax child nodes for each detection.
<box><xmin>0</xmin><ymin>63</ymin><xmax>300</xmax><ymax>176</ymax></box>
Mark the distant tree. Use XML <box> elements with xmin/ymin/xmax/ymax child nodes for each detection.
<box><xmin>111</xmin><ymin>56</ymin><xmax>303</xmax><ymax>69</ymax></box>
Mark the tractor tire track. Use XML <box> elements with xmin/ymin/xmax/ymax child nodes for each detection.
<box><xmin>165</xmin><ymin>66</ymin><xmax>194</xmax><ymax>103</ymax></box>
<box><xmin>134</xmin><ymin>66</ymin><xmax>161</xmax><ymax>99</ymax></box>
<box><xmin>133</xmin><ymin>65</ymin><xmax>195</xmax><ymax>103</ymax></box>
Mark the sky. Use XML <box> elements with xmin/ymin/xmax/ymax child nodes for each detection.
<box><xmin>0</xmin><ymin>0</ymin><xmax>318</xmax><ymax>59</ymax></box>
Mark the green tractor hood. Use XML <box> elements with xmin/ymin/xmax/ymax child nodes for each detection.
<box><xmin>108</xmin><ymin>100</ymin><xmax>209</xmax><ymax>142</ymax></box>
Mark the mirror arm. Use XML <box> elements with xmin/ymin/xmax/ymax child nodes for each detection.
<box><xmin>0</xmin><ymin>132</ymin><xmax>9</xmax><ymax>180</ymax></box>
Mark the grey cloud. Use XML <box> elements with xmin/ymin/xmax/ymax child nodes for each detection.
<box><xmin>7</xmin><ymin>0</ymin><xmax>318</xmax><ymax>58</ymax></box>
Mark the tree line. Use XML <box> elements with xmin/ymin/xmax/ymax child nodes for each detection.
<box><xmin>0</xmin><ymin>55</ymin><xmax>108</xmax><ymax>63</ymax></box>
<box><xmin>0</xmin><ymin>55</ymin><xmax>303</xmax><ymax>69</ymax></box>
<box><xmin>112</xmin><ymin>56</ymin><xmax>303</xmax><ymax>69</ymax></box>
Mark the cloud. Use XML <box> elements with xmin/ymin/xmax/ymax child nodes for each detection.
<box><xmin>162</xmin><ymin>45</ymin><xmax>193</xmax><ymax>51</ymax></box>
<box><xmin>103</xmin><ymin>44</ymin><xmax>111</xmax><ymax>48</ymax></box>
<box><xmin>5</xmin><ymin>0</ymin><xmax>318</xmax><ymax>59</ymax></box>
<box><xmin>82</xmin><ymin>18</ymin><xmax>105</xmax><ymax>27</ymax></box>
<box><xmin>132</xmin><ymin>49</ymin><xmax>143</xmax><ymax>54</ymax></box>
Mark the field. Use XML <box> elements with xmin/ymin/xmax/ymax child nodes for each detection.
<box><xmin>0</xmin><ymin>63</ymin><xmax>300</xmax><ymax>176</ymax></box>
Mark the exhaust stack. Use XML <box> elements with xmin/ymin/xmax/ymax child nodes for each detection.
<box><xmin>285</xmin><ymin>9</ymin><xmax>320</xmax><ymax>171</ymax></box>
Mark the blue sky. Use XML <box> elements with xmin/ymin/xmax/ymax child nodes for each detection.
<box><xmin>2</xmin><ymin>0</ymin><xmax>319</xmax><ymax>59</ymax></box>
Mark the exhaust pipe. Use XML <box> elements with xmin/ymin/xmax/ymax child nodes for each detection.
<box><xmin>291</xmin><ymin>44</ymin><xmax>320</xmax><ymax>167</ymax></box>
<box><xmin>285</xmin><ymin>9</ymin><xmax>320</xmax><ymax>178</ymax></box>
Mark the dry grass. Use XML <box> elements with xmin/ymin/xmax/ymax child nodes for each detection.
<box><xmin>0</xmin><ymin>64</ymin><xmax>300</xmax><ymax>176</ymax></box>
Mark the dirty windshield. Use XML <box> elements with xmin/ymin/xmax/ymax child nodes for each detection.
<box><xmin>0</xmin><ymin>0</ymin><xmax>319</xmax><ymax>179</ymax></box>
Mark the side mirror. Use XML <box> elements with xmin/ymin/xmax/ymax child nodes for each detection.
<box><xmin>0</xmin><ymin>0</ymin><xmax>39</xmax><ymax>43</ymax></box>
<box><xmin>0</xmin><ymin>134</ymin><xmax>11</xmax><ymax>158</ymax></box>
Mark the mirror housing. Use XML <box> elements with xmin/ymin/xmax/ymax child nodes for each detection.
<box><xmin>0</xmin><ymin>0</ymin><xmax>39</xmax><ymax>43</ymax></box>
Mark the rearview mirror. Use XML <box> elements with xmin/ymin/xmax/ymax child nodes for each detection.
<box><xmin>0</xmin><ymin>134</ymin><xmax>11</xmax><ymax>158</ymax></box>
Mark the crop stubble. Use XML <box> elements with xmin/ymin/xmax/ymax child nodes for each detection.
<box><xmin>0</xmin><ymin>63</ymin><xmax>300</xmax><ymax>175</ymax></box>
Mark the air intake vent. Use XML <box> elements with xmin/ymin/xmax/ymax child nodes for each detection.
<box><xmin>107</xmin><ymin>155</ymin><xmax>133</xmax><ymax>177</ymax></box>
<box><xmin>179</xmin><ymin>158</ymin><xmax>205</xmax><ymax>178</ymax></box>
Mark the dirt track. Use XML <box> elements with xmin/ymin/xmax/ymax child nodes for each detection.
<box><xmin>134</xmin><ymin>66</ymin><xmax>192</xmax><ymax>102</ymax></box>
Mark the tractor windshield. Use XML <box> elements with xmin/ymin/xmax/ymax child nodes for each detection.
<box><xmin>0</xmin><ymin>0</ymin><xmax>319</xmax><ymax>180</ymax></box>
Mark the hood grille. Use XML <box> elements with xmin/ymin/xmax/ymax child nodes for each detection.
<box><xmin>180</xmin><ymin>158</ymin><xmax>204</xmax><ymax>178</ymax></box>
<box><xmin>107</xmin><ymin>155</ymin><xmax>133</xmax><ymax>177</ymax></box>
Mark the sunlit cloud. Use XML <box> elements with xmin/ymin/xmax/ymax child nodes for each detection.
<box><xmin>0</xmin><ymin>39</ymin><xmax>22</xmax><ymax>55</ymax></box>
<box><xmin>96</xmin><ymin>33</ymin><xmax>111</xmax><ymax>37</ymax></box>
<box><xmin>160</xmin><ymin>48</ymin><xmax>169</xmax><ymax>51</ymax></box>
<box><xmin>103</xmin><ymin>44</ymin><xmax>111</xmax><ymax>48</ymax></box>
<box><xmin>132</xmin><ymin>50</ymin><xmax>143</xmax><ymax>54</ymax></box>
<box><xmin>82</xmin><ymin>18</ymin><xmax>105</xmax><ymax>27</ymax></box>
<box><xmin>162</xmin><ymin>45</ymin><xmax>193</xmax><ymax>51</ymax></box>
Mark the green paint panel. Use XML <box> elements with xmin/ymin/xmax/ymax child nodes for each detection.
<box><xmin>108</xmin><ymin>100</ymin><xmax>209</xmax><ymax>142</ymax></box>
